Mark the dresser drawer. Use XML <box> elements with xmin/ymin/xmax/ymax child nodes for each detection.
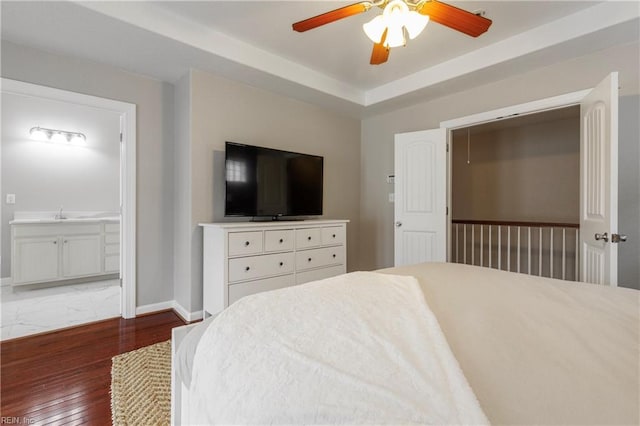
<box><xmin>296</xmin><ymin>265</ymin><xmax>345</xmax><ymax>285</ymax></box>
<box><xmin>321</xmin><ymin>226</ymin><xmax>345</xmax><ymax>246</ymax></box>
<box><xmin>228</xmin><ymin>274</ymin><xmax>296</xmax><ymax>305</ymax></box>
<box><xmin>295</xmin><ymin>228</ymin><xmax>321</xmax><ymax>249</ymax></box>
<box><xmin>228</xmin><ymin>231</ymin><xmax>263</xmax><ymax>256</ymax></box>
<box><xmin>264</xmin><ymin>230</ymin><xmax>294</xmax><ymax>252</ymax></box>
<box><xmin>228</xmin><ymin>252</ymin><xmax>295</xmax><ymax>283</ymax></box>
<box><xmin>296</xmin><ymin>246</ymin><xmax>344</xmax><ymax>271</ymax></box>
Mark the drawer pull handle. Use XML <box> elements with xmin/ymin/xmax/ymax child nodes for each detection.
<box><xmin>279</xmin><ymin>239</ymin><xmax>284</xmax><ymax>243</ymax></box>
<box><xmin>245</xmin><ymin>266</ymin><xmax>250</xmax><ymax>272</ymax></box>
<box><xmin>244</xmin><ymin>241</ymin><xmax>250</xmax><ymax>246</ymax></box>
<box><xmin>307</xmin><ymin>236</ymin><xmax>312</xmax><ymax>241</ymax></box>
<box><xmin>279</xmin><ymin>262</ymin><xmax>284</xmax><ymax>267</ymax></box>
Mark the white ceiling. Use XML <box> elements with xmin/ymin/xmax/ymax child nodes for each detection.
<box><xmin>1</xmin><ymin>1</ymin><xmax>639</xmax><ymax>116</ymax></box>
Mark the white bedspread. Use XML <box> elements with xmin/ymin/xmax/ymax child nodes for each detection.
<box><xmin>187</xmin><ymin>271</ymin><xmax>488</xmax><ymax>425</ymax></box>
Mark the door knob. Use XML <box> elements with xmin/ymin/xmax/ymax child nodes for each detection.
<box><xmin>395</xmin><ymin>222</ymin><xmax>402</xmax><ymax>227</ymax></box>
<box><xmin>612</xmin><ymin>233</ymin><xmax>627</xmax><ymax>243</ymax></box>
<box><xmin>595</xmin><ymin>232</ymin><xmax>609</xmax><ymax>242</ymax></box>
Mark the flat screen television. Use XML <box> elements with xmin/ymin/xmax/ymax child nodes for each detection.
<box><xmin>224</xmin><ymin>142</ymin><xmax>323</xmax><ymax>218</ymax></box>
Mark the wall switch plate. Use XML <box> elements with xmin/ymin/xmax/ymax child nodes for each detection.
<box><xmin>6</xmin><ymin>194</ymin><xmax>15</xmax><ymax>204</ymax></box>
<box><xmin>388</xmin><ymin>193</ymin><xmax>395</xmax><ymax>203</ymax></box>
<box><xmin>386</xmin><ymin>175</ymin><xmax>395</xmax><ymax>184</ymax></box>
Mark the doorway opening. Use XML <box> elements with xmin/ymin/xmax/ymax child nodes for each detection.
<box><xmin>1</xmin><ymin>79</ymin><xmax>136</xmax><ymax>340</ymax></box>
<box><xmin>449</xmin><ymin>106</ymin><xmax>581</xmax><ymax>281</ymax></box>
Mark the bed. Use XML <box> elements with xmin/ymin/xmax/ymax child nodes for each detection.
<box><xmin>171</xmin><ymin>262</ymin><xmax>639</xmax><ymax>425</ymax></box>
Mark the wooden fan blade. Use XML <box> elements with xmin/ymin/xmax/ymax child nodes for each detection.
<box><xmin>418</xmin><ymin>0</ymin><xmax>492</xmax><ymax>37</ymax></box>
<box><xmin>292</xmin><ymin>2</ymin><xmax>371</xmax><ymax>32</ymax></box>
<box><xmin>370</xmin><ymin>29</ymin><xmax>389</xmax><ymax>65</ymax></box>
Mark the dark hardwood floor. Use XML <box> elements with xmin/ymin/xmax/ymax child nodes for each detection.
<box><xmin>1</xmin><ymin>310</ymin><xmax>186</xmax><ymax>425</ymax></box>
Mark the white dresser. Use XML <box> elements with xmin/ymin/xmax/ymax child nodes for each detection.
<box><xmin>200</xmin><ymin>220</ymin><xmax>348</xmax><ymax>316</ymax></box>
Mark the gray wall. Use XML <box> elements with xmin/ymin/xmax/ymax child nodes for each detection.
<box><xmin>173</xmin><ymin>72</ymin><xmax>193</xmax><ymax>313</ymax></box>
<box><xmin>360</xmin><ymin>41</ymin><xmax>640</xmax><ymax>289</ymax></box>
<box><xmin>1</xmin><ymin>41</ymin><xmax>176</xmax><ymax>306</ymax></box>
<box><xmin>452</xmin><ymin>115</ymin><xmax>579</xmax><ymax>223</ymax></box>
<box><xmin>1</xmin><ymin>92</ymin><xmax>120</xmax><ymax>278</ymax></box>
<box><xmin>174</xmin><ymin>69</ymin><xmax>362</xmax><ymax>313</ymax></box>
<box><xmin>618</xmin><ymin>95</ymin><xmax>640</xmax><ymax>289</ymax></box>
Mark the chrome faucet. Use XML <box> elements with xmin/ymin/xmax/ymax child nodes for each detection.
<box><xmin>55</xmin><ymin>206</ymin><xmax>66</xmax><ymax>220</ymax></box>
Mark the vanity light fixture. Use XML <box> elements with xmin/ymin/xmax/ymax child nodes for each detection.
<box><xmin>29</xmin><ymin>126</ymin><xmax>86</xmax><ymax>144</ymax></box>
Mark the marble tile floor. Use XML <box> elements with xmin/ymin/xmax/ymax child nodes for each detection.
<box><xmin>1</xmin><ymin>279</ymin><xmax>121</xmax><ymax>341</ymax></box>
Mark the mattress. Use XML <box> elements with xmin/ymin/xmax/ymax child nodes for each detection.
<box><xmin>177</xmin><ymin>262</ymin><xmax>639</xmax><ymax>425</ymax></box>
<box><xmin>382</xmin><ymin>263</ymin><xmax>639</xmax><ymax>425</ymax></box>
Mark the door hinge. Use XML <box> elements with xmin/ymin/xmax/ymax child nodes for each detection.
<box><xmin>446</xmin><ymin>143</ymin><xmax>449</xmax><ymax>153</ymax></box>
<box><xmin>446</xmin><ymin>207</ymin><xmax>449</xmax><ymax>215</ymax></box>
<box><xmin>119</xmin><ymin>133</ymin><xmax>123</xmax><ymax>142</ymax></box>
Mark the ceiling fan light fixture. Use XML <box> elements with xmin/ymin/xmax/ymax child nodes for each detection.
<box><xmin>385</xmin><ymin>25</ymin><xmax>406</xmax><ymax>48</ymax></box>
<box><xmin>384</xmin><ymin>0</ymin><xmax>408</xmax><ymax>26</ymax></box>
<box><xmin>405</xmin><ymin>11</ymin><xmax>429</xmax><ymax>39</ymax></box>
<box><xmin>363</xmin><ymin>15</ymin><xmax>386</xmax><ymax>43</ymax></box>
<box><xmin>363</xmin><ymin>0</ymin><xmax>427</xmax><ymax>47</ymax></box>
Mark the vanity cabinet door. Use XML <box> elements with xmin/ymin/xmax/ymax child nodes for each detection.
<box><xmin>62</xmin><ymin>235</ymin><xmax>102</xmax><ymax>278</ymax></box>
<box><xmin>13</xmin><ymin>237</ymin><xmax>60</xmax><ymax>284</ymax></box>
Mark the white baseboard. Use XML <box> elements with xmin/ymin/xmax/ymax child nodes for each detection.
<box><xmin>1</xmin><ymin>277</ymin><xmax>13</xmax><ymax>287</ymax></box>
<box><xmin>172</xmin><ymin>300</ymin><xmax>203</xmax><ymax>323</ymax></box>
<box><xmin>135</xmin><ymin>301</ymin><xmax>175</xmax><ymax>316</ymax></box>
<box><xmin>135</xmin><ymin>300</ymin><xmax>203</xmax><ymax>322</ymax></box>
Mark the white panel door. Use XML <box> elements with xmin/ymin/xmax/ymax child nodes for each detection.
<box><xmin>394</xmin><ymin>128</ymin><xmax>447</xmax><ymax>266</ymax></box>
<box><xmin>580</xmin><ymin>73</ymin><xmax>619</xmax><ymax>285</ymax></box>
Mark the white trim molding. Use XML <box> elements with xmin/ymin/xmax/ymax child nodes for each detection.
<box><xmin>440</xmin><ymin>89</ymin><xmax>590</xmax><ymax>130</ymax></box>
<box><xmin>135</xmin><ymin>300</ymin><xmax>204</xmax><ymax>323</ymax></box>
<box><xmin>136</xmin><ymin>301</ymin><xmax>175</xmax><ymax>316</ymax></box>
<box><xmin>119</xmin><ymin>105</ymin><xmax>137</xmax><ymax>319</ymax></box>
<box><xmin>1</xmin><ymin>78</ymin><xmax>137</xmax><ymax>319</ymax></box>
<box><xmin>172</xmin><ymin>301</ymin><xmax>204</xmax><ymax>323</ymax></box>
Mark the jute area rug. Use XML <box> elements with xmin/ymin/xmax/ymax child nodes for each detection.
<box><xmin>111</xmin><ymin>340</ymin><xmax>171</xmax><ymax>425</ymax></box>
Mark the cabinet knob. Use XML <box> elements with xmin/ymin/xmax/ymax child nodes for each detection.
<box><xmin>245</xmin><ymin>266</ymin><xmax>250</xmax><ymax>272</ymax></box>
<box><xmin>279</xmin><ymin>239</ymin><xmax>283</xmax><ymax>243</ymax></box>
<box><xmin>308</xmin><ymin>258</ymin><xmax>312</xmax><ymax>262</ymax></box>
<box><xmin>307</xmin><ymin>236</ymin><xmax>312</xmax><ymax>241</ymax></box>
<box><xmin>279</xmin><ymin>262</ymin><xmax>284</xmax><ymax>267</ymax></box>
<box><xmin>332</xmin><ymin>234</ymin><xmax>336</xmax><ymax>238</ymax></box>
<box><xmin>332</xmin><ymin>254</ymin><xmax>336</xmax><ymax>258</ymax></box>
<box><xmin>53</xmin><ymin>240</ymin><xmax>57</xmax><ymax>245</ymax></box>
<box><xmin>244</xmin><ymin>241</ymin><xmax>250</xmax><ymax>246</ymax></box>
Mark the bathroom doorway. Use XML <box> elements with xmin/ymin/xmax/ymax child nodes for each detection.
<box><xmin>0</xmin><ymin>79</ymin><xmax>136</xmax><ymax>339</ymax></box>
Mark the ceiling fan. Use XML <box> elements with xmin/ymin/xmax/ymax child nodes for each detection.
<box><xmin>292</xmin><ymin>0</ymin><xmax>492</xmax><ymax>65</ymax></box>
